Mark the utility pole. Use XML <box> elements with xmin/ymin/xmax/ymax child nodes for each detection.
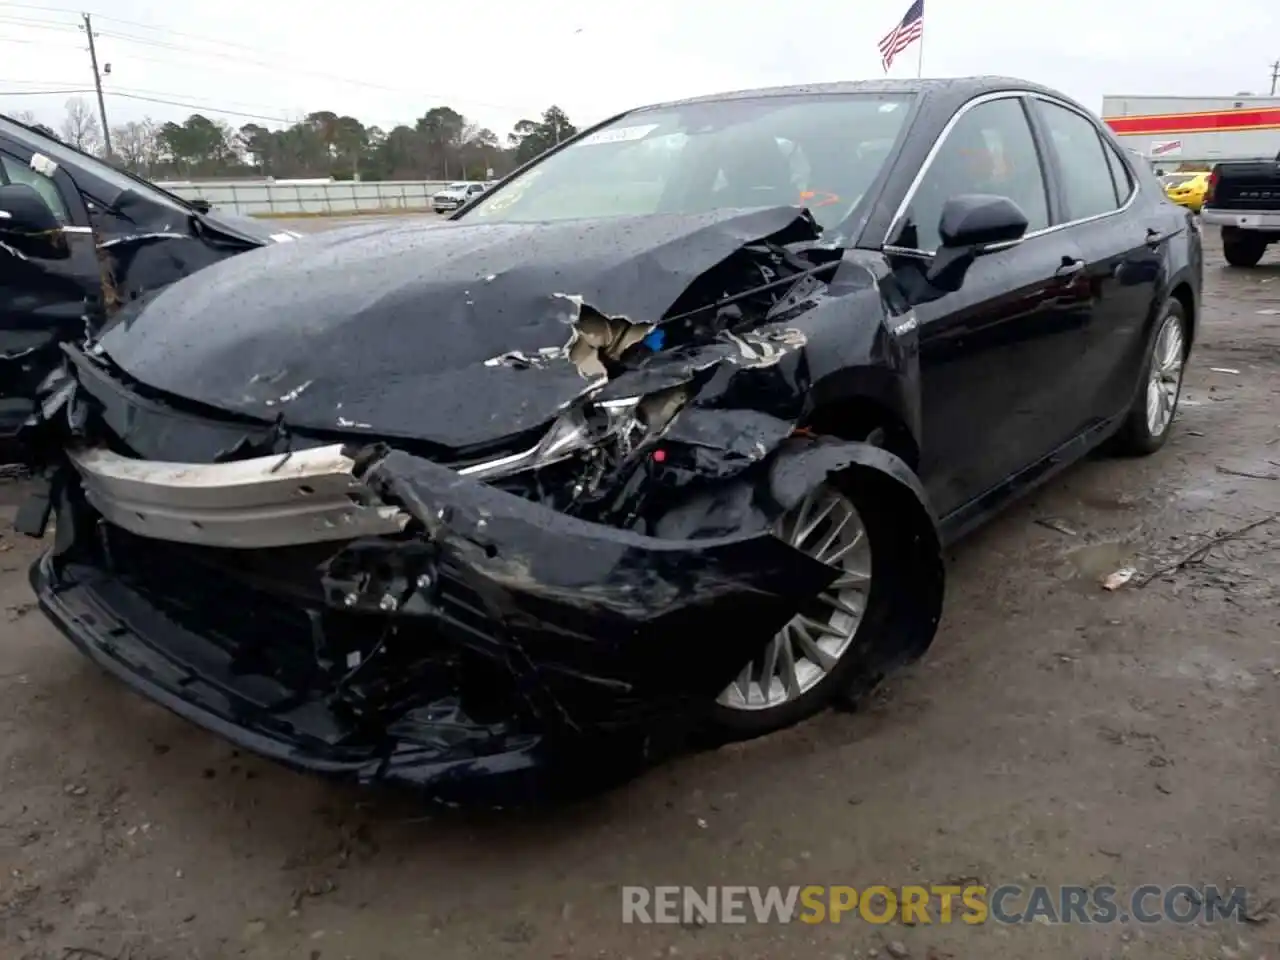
<box><xmin>1271</xmin><ymin>60</ymin><xmax>1280</xmax><ymax>97</ymax></box>
<box><xmin>82</xmin><ymin>13</ymin><xmax>112</xmax><ymax>157</ymax></box>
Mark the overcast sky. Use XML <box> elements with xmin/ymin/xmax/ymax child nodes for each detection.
<box><xmin>2</xmin><ymin>0</ymin><xmax>1277</xmax><ymax>138</ymax></box>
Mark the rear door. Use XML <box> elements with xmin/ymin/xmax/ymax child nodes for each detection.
<box><xmin>1028</xmin><ymin>97</ymin><xmax>1163</xmax><ymax>425</ymax></box>
<box><xmin>890</xmin><ymin>94</ymin><xmax>1095</xmax><ymax>519</ymax></box>
<box><xmin>0</xmin><ymin>133</ymin><xmax>103</xmax><ymax>438</ymax></box>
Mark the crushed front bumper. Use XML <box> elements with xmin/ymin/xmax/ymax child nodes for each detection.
<box><xmin>30</xmin><ymin>442</ymin><xmax>841</xmax><ymax>805</ymax></box>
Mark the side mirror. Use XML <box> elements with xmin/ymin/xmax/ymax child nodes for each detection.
<box><xmin>190</xmin><ymin>198</ymin><xmax>212</xmax><ymax>214</ymax></box>
<box><xmin>0</xmin><ymin>182</ymin><xmax>62</xmax><ymax>235</ymax></box>
<box><xmin>925</xmin><ymin>194</ymin><xmax>1029</xmax><ymax>293</ymax></box>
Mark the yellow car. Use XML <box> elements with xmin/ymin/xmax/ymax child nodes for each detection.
<box><xmin>1162</xmin><ymin>172</ymin><xmax>1210</xmax><ymax>213</ymax></box>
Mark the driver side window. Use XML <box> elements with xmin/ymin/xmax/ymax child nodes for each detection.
<box><xmin>902</xmin><ymin>97</ymin><xmax>1049</xmax><ymax>252</ymax></box>
<box><xmin>0</xmin><ymin>153</ymin><xmax>71</xmax><ymax>224</ymax></box>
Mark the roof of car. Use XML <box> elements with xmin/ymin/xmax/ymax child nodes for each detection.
<box><xmin>634</xmin><ymin>76</ymin><xmax>1072</xmax><ymax>113</ymax></box>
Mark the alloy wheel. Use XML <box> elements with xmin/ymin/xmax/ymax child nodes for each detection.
<box><xmin>716</xmin><ymin>484</ymin><xmax>872</xmax><ymax>711</ymax></box>
<box><xmin>1145</xmin><ymin>311</ymin><xmax>1185</xmax><ymax>438</ymax></box>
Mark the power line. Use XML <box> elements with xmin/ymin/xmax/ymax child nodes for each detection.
<box><xmin>0</xmin><ymin>77</ymin><xmax>88</xmax><ymax>87</ymax></box>
<box><xmin>0</xmin><ymin>2</ymin><xmax>535</xmax><ymax>113</ymax></box>
<box><xmin>0</xmin><ymin>34</ymin><xmax>82</xmax><ymax>49</ymax></box>
<box><xmin>106</xmin><ymin>85</ymin><xmax>294</xmax><ymax>114</ymax></box>
<box><xmin>104</xmin><ymin>91</ymin><xmax>293</xmax><ymax>124</ymax></box>
<box><xmin>0</xmin><ymin>12</ymin><xmax>78</xmax><ymax>30</ymax></box>
<box><xmin>0</xmin><ymin>88</ymin><xmax>93</xmax><ymax>95</ymax></box>
<box><xmin>1</xmin><ymin>84</ymin><xmax>295</xmax><ymax>122</ymax></box>
<box><xmin>0</xmin><ymin>1</ymin><xmax>296</xmax><ymax>57</ymax></box>
<box><xmin>92</xmin><ymin>29</ymin><xmax>528</xmax><ymax>112</ymax></box>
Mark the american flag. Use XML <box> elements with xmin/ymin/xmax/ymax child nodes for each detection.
<box><xmin>878</xmin><ymin>0</ymin><xmax>924</xmax><ymax>72</ymax></box>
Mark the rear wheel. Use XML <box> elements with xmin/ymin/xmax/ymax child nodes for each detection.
<box><xmin>1222</xmin><ymin>229</ymin><xmax>1267</xmax><ymax>267</ymax></box>
<box><xmin>1110</xmin><ymin>298</ymin><xmax>1187</xmax><ymax>456</ymax></box>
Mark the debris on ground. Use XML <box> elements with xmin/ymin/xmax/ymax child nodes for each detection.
<box><xmin>1035</xmin><ymin>517</ymin><xmax>1078</xmax><ymax>536</ymax></box>
<box><xmin>1216</xmin><ymin>464</ymin><xmax>1280</xmax><ymax>481</ymax></box>
<box><xmin>1101</xmin><ymin>567</ymin><xmax>1137</xmax><ymax>590</ymax></box>
<box><xmin>1134</xmin><ymin>512</ymin><xmax>1280</xmax><ymax>587</ymax></box>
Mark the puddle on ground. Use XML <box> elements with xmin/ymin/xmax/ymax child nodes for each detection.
<box><xmin>1061</xmin><ymin>539</ymin><xmax>1136</xmax><ymax>582</ymax></box>
<box><xmin>1076</xmin><ymin>491</ymin><xmax>1143</xmax><ymax>512</ymax></box>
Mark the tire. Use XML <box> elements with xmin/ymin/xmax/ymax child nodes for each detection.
<box><xmin>1110</xmin><ymin>298</ymin><xmax>1188</xmax><ymax>457</ymax></box>
<box><xmin>1222</xmin><ymin>230</ymin><xmax>1267</xmax><ymax>268</ymax></box>
<box><xmin>702</xmin><ymin>451</ymin><xmax>936</xmax><ymax>742</ymax></box>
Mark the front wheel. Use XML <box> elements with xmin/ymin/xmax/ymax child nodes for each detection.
<box><xmin>706</xmin><ymin>480</ymin><xmax>875</xmax><ymax>740</ymax></box>
<box><xmin>1110</xmin><ymin>298</ymin><xmax>1187</xmax><ymax>456</ymax></box>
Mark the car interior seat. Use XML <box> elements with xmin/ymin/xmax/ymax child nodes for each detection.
<box><xmin>712</xmin><ymin>131</ymin><xmax>797</xmax><ymax>209</ymax></box>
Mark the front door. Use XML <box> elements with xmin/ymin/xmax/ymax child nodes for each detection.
<box><xmin>0</xmin><ymin>134</ymin><xmax>102</xmax><ymax>438</ymax></box>
<box><xmin>890</xmin><ymin>95</ymin><xmax>1096</xmax><ymax>520</ymax></box>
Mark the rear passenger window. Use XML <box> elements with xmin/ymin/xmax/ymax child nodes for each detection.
<box><xmin>1035</xmin><ymin>101</ymin><xmax>1121</xmax><ymax>221</ymax></box>
<box><xmin>1103</xmin><ymin>141</ymin><xmax>1134</xmax><ymax>205</ymax></box>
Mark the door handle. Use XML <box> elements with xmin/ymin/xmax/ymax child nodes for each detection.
<box><xmin>1055</xmin><ymin>257</ymin><xmax>1085</xmax><ymax>278</ymax></box>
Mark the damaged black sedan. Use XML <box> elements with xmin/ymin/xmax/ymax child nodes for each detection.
<box><xmin>0</xmin><ymin>112</ymin><xmax>297</xmax><ymax>444</ymax></box>
<box><xmin>19</xmin><ymin>78</ymin><xmax>1202</xmax><ymax>806</ymax></box>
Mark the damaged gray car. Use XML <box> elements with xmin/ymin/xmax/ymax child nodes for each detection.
<box><xmin>18</xmin><ymin>78</ymin><xmax>1202</xmax><ymax>807</ymax></box>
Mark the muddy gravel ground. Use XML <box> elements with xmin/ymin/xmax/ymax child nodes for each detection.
<box><xmin>1</xmin><ymin>227</ymin><xmax>1277</xmax><ymax>960</ymax></box>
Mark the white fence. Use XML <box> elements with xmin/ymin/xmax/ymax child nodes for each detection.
<box><xmin>157</xmin><ymin>180</ymin><xmax>452</xmax><ymax>217</ymax></box>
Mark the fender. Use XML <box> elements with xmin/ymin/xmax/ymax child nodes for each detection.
<box><xmin>794</xmin><ymin>274</ymin><xmax>924</xmax><ymax>443</ymax></box>
<box><xmin>805</xmin><ymin>363</ymin><xmax>922</xmax><ymax>448</ymax></box>
<box><xmin>766</xmin><ymin>438</ymin><xmax>945</xmax><ymax>691</ymax></box>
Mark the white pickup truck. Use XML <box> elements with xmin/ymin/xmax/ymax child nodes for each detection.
<box><xmin>432</xmin><ymin>181</ymin><xmax>490</xmax><ymax>214</ymax></box>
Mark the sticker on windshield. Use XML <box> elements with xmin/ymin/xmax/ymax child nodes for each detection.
<box><xmin>30</xmin><ymin>152</ymin><xmax>58</xmax><ymax>177</ymax></box>
<box><xmin>878</xmin><ymin>103</ymin><xmax>901</xmax><ymax>113</ymax></box>
<box><xmin>579</xmin><ymin>123</ymin><xmax>659</xmax><ymax>146</ymax></box>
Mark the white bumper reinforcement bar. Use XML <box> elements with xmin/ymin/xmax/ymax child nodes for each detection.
<box><xmin>68</xmin><ymin>444</ymin><xmax>410</xmax><ymax>549</ymax></box>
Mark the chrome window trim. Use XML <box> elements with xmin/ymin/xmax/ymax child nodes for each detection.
<box><xmin>882</xmin><ymin>90</ymin><xmax>1142</xmax><ymax>256</ymax></box>
<box><xmin>1097</xmin><ymin>123</ymin><xmax>1137</xmax><ymax>206</ymax></box>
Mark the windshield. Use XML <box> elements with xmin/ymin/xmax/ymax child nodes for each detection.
<box><xmin>446</xmin><ymin>182</ymin><xmax>471</xmax><ymax>191</ymax></box>
<box><xmin>1162</xmin><ymin>173</ymin><xmax>1200</xmax><ymax>186</ymax></box>
<box><xmin>461</xmin><ymin>93</ymin><xmax>915</xmax><ymax>231</ymax></box>
<box><xmin>0</xmin><ymin>115</ymin><xmax>191</xmax><ymax>215</ymax></box>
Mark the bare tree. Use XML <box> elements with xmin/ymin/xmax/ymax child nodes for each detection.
<box><xmin>111</xmin><ymin>119</ymin><xmax>161</xmax><ymax>175</ymax></box>
<box><xmin>60</xmin><ymin>97</ymin><xmax>102</xmax><ymax>153</ymax></box>
<box><xmin>12</xmin><ymin>109</ymin><xmax>38</xmax><ymax>125</ymax></box>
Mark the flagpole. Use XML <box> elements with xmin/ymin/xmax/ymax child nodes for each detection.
<box><xmin>916</xmin><ymin>26</ymin><xmax>924</xmax><ymax>78</ymax></box>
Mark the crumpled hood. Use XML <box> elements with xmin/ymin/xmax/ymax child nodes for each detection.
<box><xmin>97</xmin><ymin>206</ymin><xmax>815</xmax><ymax>448</ymax></box>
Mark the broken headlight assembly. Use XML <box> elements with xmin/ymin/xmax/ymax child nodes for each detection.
<box><xmin>458</xmin><ymin>386</ymin><xmax>688</xmax><ymax>482</ymax></box>
<box><xmin>32</xmin><ymin>362</ymin><xmax>76</xmax><ymax>423</ymax></box>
